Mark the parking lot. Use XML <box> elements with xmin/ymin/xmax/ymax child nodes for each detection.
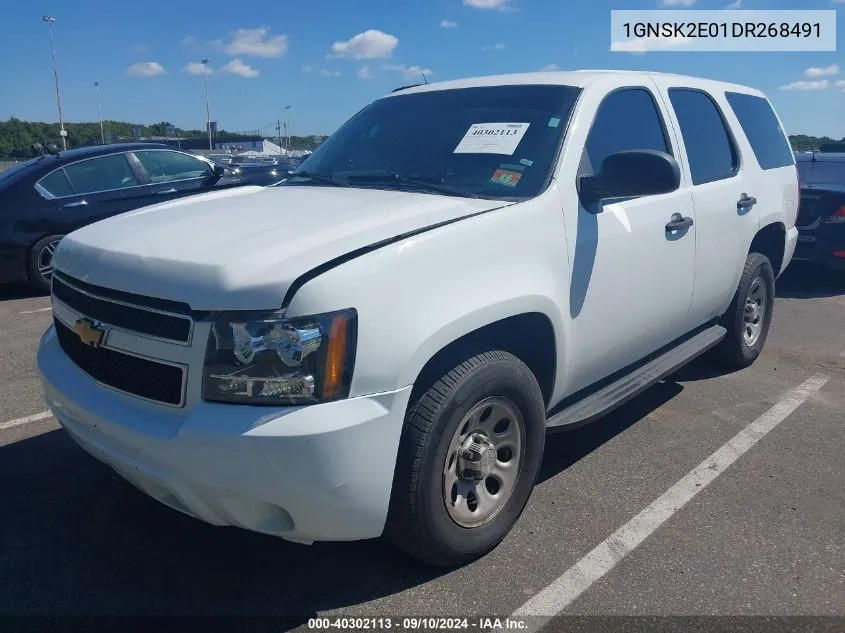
<box><xmin>1</xmin><ymin>264</ymin><xmax>843</xmax><ymax>629</ymax></box>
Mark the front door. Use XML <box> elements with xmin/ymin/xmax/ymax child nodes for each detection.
<box><xmin>562</xmin><ymin>85</ymin><xmax>697</xmax><ymax>393</ymax></box>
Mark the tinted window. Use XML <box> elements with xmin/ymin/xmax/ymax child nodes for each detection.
<box><xmin>291</xmin><ymin>84</ymin><xmax>581</xmax><ymax>200</ymax></box>
<box><xmin>796</xmin><ymin>160</ymin><xmax>845</xmax><ymax>185</ymax></box>
<box><xmin>726</xmin><ymin>92</ymin><xmax>794</xmax><ymax>170</ymax></box>
<box><xmin>63</xmin><ymin>154</ymin><xmax>140</xmax><ymax>195</ymax></box>
<box><xmin>134</xmin><ymin>150</ymin><xmax>213</xmax><ymax>183</ymax></box>
<box><xmin>37</xmin><ymin>169</ymin><xmax>74</xmax><ymax>197</ymax></box>
<box><xmin>582</xmin><ymin>88</ymin><xmax>670</xmax><ymax>176</ymax></box>
<box><xmin>669</xmin><ymin>89</ymin><xmax>738</xmax><ymax>185</ymax></box>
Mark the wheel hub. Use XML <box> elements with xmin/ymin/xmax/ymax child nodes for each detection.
<box><xmin>458</xmin><ymin>433</ymin><xmax>497</xmax><ymax>481</ymax></box>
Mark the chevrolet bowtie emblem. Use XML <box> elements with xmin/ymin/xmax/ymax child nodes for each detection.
<box><xmin>73</xmin><ymin>318</ymin><xmax>105</xmax><ymax>347</ymax></box>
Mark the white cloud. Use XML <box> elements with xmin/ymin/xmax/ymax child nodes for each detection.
<box><xmin>225</xmin><ymin>27</ymin><xmax>288</xmax><ymax>58</ymax></box>
<box><xmin>183</xmin><ymin>62</ymin><xmax>212</xmax><ymax>75</ymax></box>
<box><xmin>835</xmin><ymin>80</ymin><xmax>845</xmax><ymax>90</ymax></box>
<box><xmin>805</xmin><ymin>64</ymin><xmax>840</xmax><ymax>77</ymax></box>
<box><xmin>464</xmin><ymin>0</ymin><xmax>512</xmax><ymax>10</ymax></box>
<box><xmin>440</xmin><ymin>19</ymin><xmax>458</xmax><ymax>28</ymax></box>
<box><xmin>330</xmin><ymin>30</ymin><xmax>398</xmax><ymax>60</ymax></box>
<box><xmin>126</xmin><ymin>62</ymin><xmax>166</xmax><ymax>76</ymax></box>
<box><xmin>780</xmin><ymin>80</ymin><xmax>830</xmax><ymax>91</ymax></box>
<box><xmin>357</xmin><ymin>65</ymin><xmax>375</xmax><ymax>79</ymax></box>
<box><xmin>611</xmin><ymin>36</ymin><xmax>690</xmax><ymax>54</ymax></box>
<box><xmin>219</xmin><ymin>59</ymin><xmax>260</xmax><ymax>78</ymax></box>
<box><xmin>541</xmin><ymin>64</ymin><xmax>560</xmax><ymax>71</ymax></box>
<box><xmin>482</xmin><ymin>43</ymin><xmax>506</xmax><ymax>51</ymax></box>
<box><xmin>132</xmin><ymin>44</ymin><xmax>148</xmax><ymax>53</ymax></box>
<box><xmin>661</xmin><ymin>0</ymin><xmax>697</xmax><ymax>6</ymax></box>
<box><xmin>182</xmin><ymin>35</ymin><xmax>198</xmax><ymax>48</ymax></box>
<box><xmin>301</xmin><ymin>65</ymin><xmax>314</xmax><ymax>73</ymax></box>
<box><xmin>725</xmin><ymin>0</ymin><xmax>742</xmax><ymax>8</ymax></box>
<box><xmin>383</xmin><ymin>64</ymin><xmax>432</xmax><ymax>81</ymax></box>
<box><xmin>320</xmin><ymin>69</ymin><xmax>341</xmax><ymax>77</ymax></box>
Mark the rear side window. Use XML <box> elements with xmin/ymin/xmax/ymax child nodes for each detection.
<box><xmin>63</xmin><ymin>154</ymin><xmax>140</xmax><ymax>195</ymax></box>
<box><xmin>725</xmin><ymin>92</ymin><xmax>794</xmax><ymax>170</ymax></box>
<box><xmin>582</xmin><ymin>88</ymin><xmax>671</xmax><ymax>176</ymax></box>
<box><xmin>37</xmin><ymin>169</ymin><xmax>74</xmax><ymax>198</ymax></box>
<box><xmin>669</xmin><ymin>89</ymin><xmax>738</xmax><ymax>186</ymax></box>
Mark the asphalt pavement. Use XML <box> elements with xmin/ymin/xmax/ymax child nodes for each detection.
<box><xmin>0</xmin><ymin>264</ymin><xmax>843</xmax><ymax>632</ymax></box>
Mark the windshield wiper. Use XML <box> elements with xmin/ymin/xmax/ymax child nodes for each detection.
<box><xmin>286</xmin><ymin>171</ymin><xmax>349</xmax><ymax>187</ymax></box>
<box><xmin>347</xmin><ymin>173</ymin><xmax>479</xmax><ymax>199</ymax></box>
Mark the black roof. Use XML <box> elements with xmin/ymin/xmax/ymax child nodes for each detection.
<box><xmin>43</xmin><ymin>142</ymin><xmax>174</xmax><ymax>163</ymax></box>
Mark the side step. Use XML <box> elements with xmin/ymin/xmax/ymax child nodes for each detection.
<box><xmin>546</xmin><ymin>324</ymin><xmax>727</xmax><ymax>432</ymax></box>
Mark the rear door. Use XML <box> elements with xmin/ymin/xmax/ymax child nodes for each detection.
<box><xmin>34</xmin><ymin>152</ymin><xmax>152</xmax><ymax>233</ymax></box>
<box><xmin>651</xmin><ymin>79</ymin><xmax>759</xmax><ymax>327</ymax></box>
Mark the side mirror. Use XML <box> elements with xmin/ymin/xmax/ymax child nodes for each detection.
<box><xmin>578</xmin><ymin>150</ymin><xmax>681</xmax><ymax>207</ymax></box>
<box><xmin>212</xmin><ymin>163</ymin><xmax>226</xmax><ymax>177</ymax></box>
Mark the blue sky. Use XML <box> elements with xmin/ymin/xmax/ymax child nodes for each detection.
<box><xmin>1</xmin><ymin>0</ymin><xmax>843</xmax><ymax>138</ymax></box>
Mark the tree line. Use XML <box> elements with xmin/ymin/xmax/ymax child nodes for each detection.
<box><xmin>0</xmin><ymin>118</ymin><xmax>320</xmax><ymax>158</ymax></box>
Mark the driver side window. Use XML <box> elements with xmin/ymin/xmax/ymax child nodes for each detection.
<box><xmin>133</xmin><ymin>150</ymin><xmax>213</xmax><ymax>184</ymax></box>
<box><xmin>581</xmin><ymin>88</ymin><xmax>671</xmax><ymax>177</ymax></box>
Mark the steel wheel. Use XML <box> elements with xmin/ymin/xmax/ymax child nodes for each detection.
<box><xmin>743</xmin><ymin>275</ymin><xmax>767</xmax><ymax>347</ymax></box>
<box><xmin>442</xmin><ymin>396</ymin><xmax>525</xmax><ymax>528</ymax></box>
<box><xmin>36</xmin><ymin>239</ymin><xmax>60</xmax><ymax>287</ymax></box>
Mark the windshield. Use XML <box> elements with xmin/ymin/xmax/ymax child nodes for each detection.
<box><xmin>286</xmin><ymin>84</ymin><xmax>581</xmax><ymax>200</ymax></box>
<box><xmin>797</xmin><ymin>159</ymin><xmax>845</xmax><ymax>186</ymax></box>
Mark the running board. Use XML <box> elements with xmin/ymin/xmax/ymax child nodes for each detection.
<box><xmin>546</xmin><ymin>324</ymin><xmax>727</xmax><ymax>431</ymax></box>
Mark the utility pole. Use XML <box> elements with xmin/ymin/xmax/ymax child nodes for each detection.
<box><xmin>285</xmin><ymin>104</ymin><xmax>292</xmax><ymax>150</ymax></box>
<box><xmin>43</xmin><ymin>15</ymin><xmax>67</xmax><ymax>150</ymax></box>
<box><xmin>94</xmin><ymin>81</ymin><xmax>105</xmax><ymax>144</ymax></box>
<box><xmin>276</xmin><ymin>119</ymin><xmax>283</xmax><ymax>152</ymax></box>
<box><xmin>202</xmin><ymin>58</ymin><xmax>212</xmax><ymax>150</ymax></box>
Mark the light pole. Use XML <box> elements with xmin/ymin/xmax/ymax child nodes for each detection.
<box><xmin>202</xmin><ymin>58</ymin><xmax>213</xmax><ymax>150</ymax></box>
<box><xmin>285</xmin><ymin>104</ymin><xmax>292</xmax><ymax>150</ymax></box>
<box><xmin>43</xmin><ymin>15</ymin><xmax>67</xmax><ymax>150</ymax></box>
<box><xmin>94</xmin><ymin>81</ymin><xmax>105</xmax><ymax>144</ymax></box>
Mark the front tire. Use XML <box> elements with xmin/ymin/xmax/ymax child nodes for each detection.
<box><xmin>714</xmin><ymin>252</ymin><xmax>775</xmax><ymax>369</ymax></box>
<box><xmin>385</xmin><ymin>351</ymin><xmax>546</xmax><ymax>567</ymax></box>
<box><xmin>27</xmin><ymin>235</ymin><xmax>64</xmax><ymax>294</ymax></box>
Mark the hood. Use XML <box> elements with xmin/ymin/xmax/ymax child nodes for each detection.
<box><xmin>54</xmin><ymin>184</ymin><xmax>508</xmax><ymax>310</ymax></box>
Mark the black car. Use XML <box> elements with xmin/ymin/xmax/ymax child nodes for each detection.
<box><xmin>794</xmin><ymin>152</ymin><xmax>845</xmax><ymax>272</ymax></box>
<box><xmin>0</xmin><ymin>143</ymin><xmax>284</xmax><ymax>292</ymax></box>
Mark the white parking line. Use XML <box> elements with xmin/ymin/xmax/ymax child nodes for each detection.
<box><xmin>513</xmin><ymin>373</ymin><xmax>829</xmax><ymax>623</ymax></box>
<box><xmin>0</xmin><ymin>410</ymin><xmax>53</xmax><ymax>431</ymax></box>
<box><xmin>19</xmin><ymin>307</ymin><xmax>52</xmax><ymax>314</ymax></box>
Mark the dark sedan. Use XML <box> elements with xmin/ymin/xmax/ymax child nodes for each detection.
<box><xmin>794</xmin><ymin>152</ymin><xmax>845</xmax><ymax>272</ymax></box>
<box><xmin>0</xmin><ymin>143</ymin><xmax>284</xmax><ymax>292</ymax></box>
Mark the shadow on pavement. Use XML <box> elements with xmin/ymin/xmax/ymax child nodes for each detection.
<box><xmin>0</xmin><ymin>283</ymin><xmax>44</xmax><ymax>301</ymax></box>
<box><xmin>776</xmin><ymin>263</ymin><xmax>845</xmax><ymax>299</ymax></box>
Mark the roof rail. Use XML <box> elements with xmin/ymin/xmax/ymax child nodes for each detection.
<box><xmin>391</xmin><ymin>83</ymin><xmax>424</xmax><ymax>93</ymax></box>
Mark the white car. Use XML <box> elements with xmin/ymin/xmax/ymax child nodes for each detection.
<box><xmin>37</xmin><ymin>70</ymin><xmax>799</xmax><ymax>567</ymax></box>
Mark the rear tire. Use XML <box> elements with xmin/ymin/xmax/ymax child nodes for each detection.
<box><xmin>713</xmin><ymin>252</ymin><xmax>775</xmax><ymax>370</ymax></box>
<box><xmin>385</xmin><ymin>351</ymin><xmax>546</xmax><ymax>567</ymax></box>
<box><xmin>27</xmin><ymin>234</ymin><xmax>64</xmax><ymax>295</ymax></box>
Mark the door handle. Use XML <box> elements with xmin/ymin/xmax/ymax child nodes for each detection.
<box><xmin>62</xmin><ymin>200</ymin><xmax>88</xmax><ymax>208</ymax></box>
<box><xmin>156</xmin><ymin>188</ymin><xmax>178</xmax><ymax>195</ymax></box>
<box><xmin>737</xmin><ymin>193</ymin><xmax>757</xmax><ymax>210</ymax></box>
<box><xmin>665</xmin><ymin>212</ymin><xmax>694</xmax><ymax>232</ymax></box>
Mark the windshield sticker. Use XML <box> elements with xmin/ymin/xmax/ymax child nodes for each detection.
<box><xmin>490</xmin><ymin>168</ymin><xmax>523</xmax><ymax>188</ymax></box>
<box><xmin>453</xmin><ymin>122</ymin><xmax>530</xmax><ymax>155</ymax></box>
<box><xmin>548</xmin><ymin>117</ymin><xmax>561</xmax><ymax>128</ymax></box>
<box><xmin>519</xmin><ymin>158</ymin><xmax>534</xmax><ymax>167</ymax></box>
<box><xmin>499</xmin><ymin>163</ymin><xmax>526</xmax><ymax>172</ymax></box>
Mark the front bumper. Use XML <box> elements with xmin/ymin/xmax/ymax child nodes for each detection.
<box><xmin>38</xmin><ymin>325</ymin><xmax>412</xmax><ymax>542</ymax></box>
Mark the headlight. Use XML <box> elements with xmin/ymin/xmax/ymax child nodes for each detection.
<box><xmin>202</xmin><ymin>308</ymin><xmax>356</xmax><ymax>405</ymax></box>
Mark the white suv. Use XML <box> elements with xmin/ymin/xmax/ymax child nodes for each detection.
<box><xmin>37</xmin><ymin>71</ymin><xmax>799</xmax><ymax>567</ymax></box>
